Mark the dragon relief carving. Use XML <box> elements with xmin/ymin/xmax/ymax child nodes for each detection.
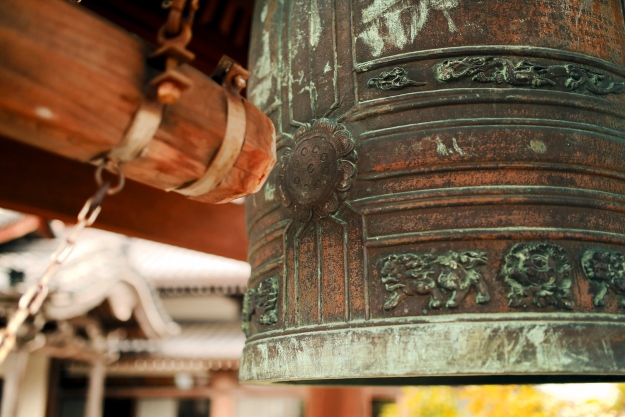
<box><xmin>501</xmin><ymin>243</ymin><xmax>574</xmax><ymax>310</ymax></box>
<box><xmin>368</xmin><ymin>67</ymin><xmax>426</xmax><ymax>90</ymax></box>
<box><xmin>242</xmin><ymin>276</ymin><xmax>279</xmax><ymax>337</ymax></box>
<box><xmin>378</xmin><ymin>250</ymin><xmax>490</xmax><ymax>311</ymax></box>
<box><xmin>581</xmin><ymin>249</ymin><xmax>625</xmax><ymax>308</ymax></box>
<box><xmin>435</xmin><ymin>56</ymin><xmax>625</xmax><ymax>95</ymax></box>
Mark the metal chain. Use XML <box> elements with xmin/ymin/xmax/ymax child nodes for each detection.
<box><xmin>151</xmin><ymin>0</ymin><xmax>199</xmax><ymax>104</ymax></box>
<box><xmin>0</xmin><ymin>161</ymin><xmax>124</xmax><ymax>363</ymax></box>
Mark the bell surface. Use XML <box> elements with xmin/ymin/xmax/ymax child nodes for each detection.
<box><xmin>241</xmin><ymin>0</ymin><xmax>625</xmax><ymax>385</ymax></box>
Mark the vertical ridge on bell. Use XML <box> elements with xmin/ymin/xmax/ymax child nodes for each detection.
<box><xmin>284</xmin><ymin>221</ymin><xmax>298</xmax><ymax>329</ymax></box>
<box><xmin>342</xmin><ymin>204</ymin><xmax>366</xmax><ymax>323</ymax></box>
<box><xmin>281</xmin><ymin>221</ymin><xmax>293</xmax><ymax>330</ymax></box>
<box><xmin>320</xmin><ymin>217</ymin><xmax>348</xmax><ymax>323</ymax></box>
<box><xmin>316</xmin><ymin>221</ymin><xmax>323</xmax><ymax>324</ymax></box>
<box><xmin>292</xmin><ymin>223</ymin><xmax>305</xmax><ymax>328</ymax></box>
<box><xmin>288</xmin><ymin>0</ymin><xmax>313</xmax><ymax>125</ymax></box>
<box><xmin>296</xmin><ymin>222</ymin><xmax>318</xmax><ymax>326</ymax></box>
<box><xmin>341</xmin><ymin>217</ymin><xmax>351</xmax><ymax>323</ymax></box>
<box><xmin>362</xmin><ymin>215</ymin><xmax>371</xmax><ymax>320</ymax></box>
<box><xmin>309</xmin><ymin>0</ymin><xmax>341</xmax><ymax>118</ymax></box>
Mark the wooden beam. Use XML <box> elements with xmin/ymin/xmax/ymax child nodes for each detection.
<box><xmin>85</xmin><ymin>360</ymin><xmax>106</xmax><ymax>417</ymax></box>
<box><xmin>45</xmin><ymin>360</ymin><xmax>62</xmax><ymax>417</ymax></box>
<box><xmin>0</xmin><ymin>0</ymin><xmax>275</xmax><ymax>204</ymax></box>
<box><xmin>0</xmin><ymin>138</ymin><xmax>248</xmax><ymax>261</ymax></box>
<box><xmin>0</xmin><ymin>351</ymin><xmax>29</xmax><ymax>417</ymax></box>
<box><xmin>209</xmin><ymin>371</ymin><xmax>237</xmax><ymax>417</ymax></box>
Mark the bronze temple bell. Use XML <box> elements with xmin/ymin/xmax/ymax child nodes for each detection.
<box><xmin>240</xmin><ymin>0</ymin><xmax>625</xmax><ymax>384</ymax></box>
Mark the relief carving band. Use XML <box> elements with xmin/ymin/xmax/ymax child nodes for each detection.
<box><xmin>581</xmin><ymin>249</ymin><xmax>625</xmax><ymax>308</ymax></box>
<box><xmin>378</xmin><ymin>250</ymin><xmax>490</xmax><ymax>311</ymax></box>
<box><xmin>435</xmin><ymin>57</ymin><xmax>625</xmax><ymax>95</ymax></box>
<box><xmin>278</xmin><ymin>119</ymin><xmax>357</xmax><ymax>221</ymax></box>
<box><xmin>242</xmin><ymin>276</ymin><xmax>279</xmax><ymax>337</ymax></box>
<box><xmin>501</xmin><ymin>243</ymin><xmax>574</xmax><ymax>309</ymax></box>
<box><xmin>367</xmin><ymin>67</ymin><xmax>426</xmax><ymax>90</ymax></box>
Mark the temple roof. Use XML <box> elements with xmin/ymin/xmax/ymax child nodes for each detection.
<box><xmin>93</xmin><ymin>323</ymin><xmax>245</xmax><ymax>375</ymax></box>
<box><xmin>0</xmin><ymin>228</ymin><xmax>178</xmax><ymax>339</ymax></box>
<box><xmin>127</xmin><ymin>238</ymin><xmax>249</xmax><ymax>294</ymax></box>
<box><xmin>0</xmin><ymin>212</ymin><xmax>249</xmax><ymax>366</ymax></box>
<box><xmin>115</xmin><ymin>323</ymin><xmax>245</xmax><ymax>358</ymax></box>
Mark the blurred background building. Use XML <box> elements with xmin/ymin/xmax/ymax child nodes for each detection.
<box><xmin>0</xmin><ymin>209</ymin><xmax>398</xmax><ymax>417</ymax></box>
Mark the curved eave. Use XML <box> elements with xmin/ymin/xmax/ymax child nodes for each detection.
<box><xmin>44</xmin><ymin>269</ymin><xmax>179</xmax><ymax>339</ymax></box>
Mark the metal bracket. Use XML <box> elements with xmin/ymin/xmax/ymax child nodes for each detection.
<box><xmin>173</xmin><ymin>56</ymin><xmax>249</xmax><ymax>197</ymax></box>
<box><xmin>211</xmin><ymin>55</ymin><xmax>250</xmax><ymax>94</ymax></box>
<box><xmin>174</xmin><ymin>91</ymin><xmax>246</xmax><ymax>197</ymax></box>
<box><xmin>106</xmin><ymin>99</ymin><xmax>164</xmax><ymax>164</ymax></box>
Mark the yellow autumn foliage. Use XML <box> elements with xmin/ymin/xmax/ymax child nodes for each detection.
<box><xmin>461</xmin><ymin>385</ymin><xmax>559</xmax><ymax>417</ymax></box>
<box><xmin>380</xmin><ymin>386</ymin><xmax>459</xmax><ymax>417</ymax></box>
<box><xmin>380</xmin><ymin>384</ymin><xmax>625</xmax><ymax>417</ymax></box>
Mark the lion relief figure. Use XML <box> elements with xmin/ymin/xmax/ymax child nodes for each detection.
<box><xmin>501</xmin><ymin>243</ymin><xmax>574</xmax><ymax>310</ymax></box>
<box><xmin>378</xmin><ymin>250</ymin><xmax>490</xmax><ymax>311</ymax></box>
<box><xmin>581</xmin><ymin>249</ymin><xmax>625</xmax><ymax>308</ymax></box>
<box><xmin>242</xmin><ymin>276</ymin><xmax>279</xmax><ymax>337</ymax></box>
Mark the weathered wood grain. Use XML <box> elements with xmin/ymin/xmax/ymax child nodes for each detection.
<box><xmin>0</xmin><ymin>0</ymin><xmax>275</xmax><ymax>204</ymax></box>
<box><xmin>0</xmin><ymin>138</ymin><xmax>248</xmax><ymax>261</ymax></box>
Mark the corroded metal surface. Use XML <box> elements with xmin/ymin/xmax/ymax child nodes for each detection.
<box><xmin>241</xmin><ymin>0</ymin><xmax>625</xmax><ymax>384</ymax></box>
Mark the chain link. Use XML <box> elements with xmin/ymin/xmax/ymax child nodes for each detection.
<box><xmin>0</xmin><ymin>161</ymin><xmax>124</xmax><ymax>363</ymax></box>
